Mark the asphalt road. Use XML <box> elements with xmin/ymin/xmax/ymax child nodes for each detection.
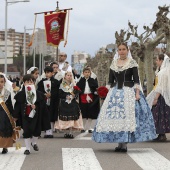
<box><xmin>1</xmin><ymin>131</ymin><xmax>170</xmax><ymax>170</ymax></box>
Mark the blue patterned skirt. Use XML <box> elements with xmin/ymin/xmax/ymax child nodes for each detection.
<box><xmin>92</xmin><ymin>87</ymin><xmax>157</xmax><ymax>143</ymax></box>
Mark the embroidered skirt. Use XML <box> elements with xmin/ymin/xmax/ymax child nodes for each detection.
<box><xmin>55</xmin><ymin>99</ymin><xmax>83</xmax><ymax>130</ymax></box>
<box><xmin>0</xmin><ymin>106</ymin><xmax>14</xmax><ymax>148</ymax></box>
<box><xmin>92</xmin><ymin>87</ymin><xmax>156</xmax><ymax>143</ymax></box>
<box><xmin>151</xmin><ymin>95</ymin><xmax>170</xmax><ymax>134</ymax></box>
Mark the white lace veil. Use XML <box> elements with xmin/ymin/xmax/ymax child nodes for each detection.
<box><xmin>114</xmin><ymin>50</ymin><xmax>132</xmax><ymax>60</ymax></box>
<box><xmin>61</xmin><ymin>71</ymin><xmax>76</xmax><ymax>86</ymax></box>
<box><xmin>0</xmin><ymin>72</ymin><xmax>13</xmax><ymax>92</ymax></box>
<box><xmin>160</xmin><ymin>54</ymin><xmax>169</xmax><ymax>70</ymax></box>
<box><xmin>155</xmin><ymin>54</ymin><xmax>170</xmax><ymax>106</ymax></box>
<box><xmin>112</xmin><ymin>48</ymin><xmax>143</xmax><ymax>92</ymax></box>
<box><xmin>27</xmin><ymin>67</ymin><xmax>38</xmax><ymax>74</ymax></box>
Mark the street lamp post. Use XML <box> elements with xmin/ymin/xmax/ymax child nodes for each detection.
<box><xmin>4</xmin><ymin>0</ymin><xmax>30</xmax><ymax>75</ymax></box>
<box><xmin>33</xmin><ymin>32</ymin><xmax>37</xmax><ymax>67</ymax></box>
<box><xmin>23</xmin><ymin>26</ymin><xmax>26</xmax><ymax>75</ymax></box>
<box><xmin>24</xmin><ymin>28</ymin><xmax>50</xmax><ymax>75</ymax></box>
<box><xmin>23</xmin><ymin>27</ymin><xmax>39</xmax><ymax>74</ymax></box>
<box><xmin>4</xmin><ymin>0</ymin><xmax>8</xmax><ymax>75</ymax></box>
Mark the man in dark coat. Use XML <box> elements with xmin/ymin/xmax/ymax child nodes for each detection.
<box><xmin>77</xmin><ymin>67</ymin><xmax>100</xmax><ymax>133</ymax></box>
<box><xmin>13</xmin><ymin>74</ymin><xmax>51</xmax><ymax>155</ymax></box>
<box><xmin>37</xmin><ymin>66</ymin><xmax>60</xmax><ymax>138</ymax></box>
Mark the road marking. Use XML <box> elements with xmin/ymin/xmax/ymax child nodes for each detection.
<box><xmin>74</xmin><ymin>137</ymin><xmax>91</xmax><ymax>140</ymax></box>
<box><xmin>128</xmin><ymin>148</ymin><xmax>170</xmax><ymax>170</ymax></box>
<box><xmin>62</xmin><ymin>148</ymin><xmax>102</xmax><ymax>170</ymax></box>
<box><xmin>0</xmin><ymin>147</ymin><xmax>26</xmax><ymax>170</ymax></box>
<box><xmin>73</xmin><ymin>132</ymin><xmax>88</xmax><ymax>140</ymax></box>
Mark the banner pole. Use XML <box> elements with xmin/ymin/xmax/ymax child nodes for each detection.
<box><xmin>34</xmin><ymin>8</ymin><xmax>73</xmax><ymax>15</ymax></box>
<box><xmin>56</xmin><ymin>1</ymin><xmax>59</xmax><ymax>62</ymax></box>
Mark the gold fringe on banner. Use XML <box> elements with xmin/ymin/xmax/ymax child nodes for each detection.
<box><xmin>28</xmin><ymin>14</ymin><xmax>37</xmax><ymax>47</ymax></box>
<box><xmin>64</xmin><ymin>10</ymin><xmax>70</xmax><ymax>47</ymax></box>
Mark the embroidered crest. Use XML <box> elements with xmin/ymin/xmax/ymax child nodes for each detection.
<box><xmin>50</xmin><ymin>20</ymin><xmax>60</xmax><ymax>33</ymax></box>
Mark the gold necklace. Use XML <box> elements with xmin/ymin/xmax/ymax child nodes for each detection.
<box><xmin>120</xmin><ymin>57</ymin><xmax>127</xmax><ymax>60</ymax></box>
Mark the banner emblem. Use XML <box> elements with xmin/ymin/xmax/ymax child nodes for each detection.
<box><xmin>44</xmin><ymin>12</ymin><xmax>67</xmax><ymax>47</ymax></box>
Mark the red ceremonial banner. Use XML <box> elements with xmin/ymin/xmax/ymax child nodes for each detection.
<box><xmin>44</xmin><ymin>11</ymin><xmax>67</xmax><ymax>47</ymax></box>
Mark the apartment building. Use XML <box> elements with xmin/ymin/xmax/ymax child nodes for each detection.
<box><xmin>29</xmin><ymin>28</ymin><xmax>58</xmax><ymax>60</ymax></box>
<box><xmin>0</xmin><ymin>28</ymin><xmax>30</xmax><ymax>57</ymax></box>
<box><xmin>71</xmin><ymin>51</ymin><xmax>89</xmax><ymax>74</ymax></box>
<box><xmin>0</xmin><ymin>40</ymin><xmax>13</xmax><ymax>64</ymax></box>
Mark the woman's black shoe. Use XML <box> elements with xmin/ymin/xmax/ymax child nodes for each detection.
<box><xmin>159</xmin><ymin>134</ymin><xmax>167</xmax><ymax>142</ymax></box>
<box><xmin>31</xmin><ymin>143</ymin><xmax>39</xmax><ymax>151</ymax></box>
<box><xmin>114</xmin><ymin>147</ymin><xmax>121</xmax><ymax>152</ymax></box>
<box><xmin>68</xmin><ymin>134</ymin><xmax>74</xmax><ymax>139</ymax></box>
<box><xmin>81</xmin><ymin>130</ymin><xmax>86</xmax><ymax>133</ymax></box>
<box><xmin>120</xmin><ymin>148</ymin><xmax>127</xmax><ymax>153</ymax></box>
<box><xmin>64</xmin><ymin>134</ymin><xmax>69</xmax><ymax>138</ymax></box>
<box><xmin>24</xmin><ymin>150</ymin><xmax>30</xmax><ymax>155</ymax></box>
<box><xmin>88</xmin><ymin>130</ymin><xmax>93</xmax><ymax>133</ymax></box>
<box><xmin>2</xmin><ymin>148</ymin><xmax>8</xmax><ymax>154</ymax></box>
<box><xmin>44</xmin><ymin>135</ymin><xmax>53</xmax><ymax>138</ymax></box>
<box><xmin>153</xmin><ymin>134</ymin><xmax>161</xmax><ymax>141</ymax></box>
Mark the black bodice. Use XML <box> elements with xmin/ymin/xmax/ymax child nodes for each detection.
<box><xmin>108</xmin><ymin>67</ymin><xmax>140</xmax><ymax>89</ymax></box>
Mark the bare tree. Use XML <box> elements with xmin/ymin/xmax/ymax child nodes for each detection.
<box><xmin>128</xmin><ymin>21</ymin><xmax>165</xmax><ymax>93</ymax></box>
<box><xmin>153</xmin><ymin>5</ymin><xmax>170</xmax><ymax>54</ymax></box>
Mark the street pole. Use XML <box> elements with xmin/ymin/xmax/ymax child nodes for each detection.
<box><xmin>23</xmin><ymin>26</ymin><xmax>26</xmax><ymax>75</ymax></box>
<box><xmin>56</xmin><ymin>1</ymin><xmax>59</xmax><ymax>62</ymax></box>
<box><xmin>4</xmin><ymin>0</ymin><xmax>30</xmax><ymax>75</ymax></box>
<box><xmin>42</xmin><ymin>54</ymin><xmax>44</xmax><ymax>72</ymax></box>
<box><xmin>39</xmin><ymin>46</ymin><xmax>41</xmax><ymax>74</ymax></box>
<box><xmin>4</xmin><ymin>0</ymin><xmax>8</xmax><ymax>75</ymax></box>
<box><xmin>33</xmin><ymin>32</ymin><xmax>36</xmax><ymax>66</ymax></box>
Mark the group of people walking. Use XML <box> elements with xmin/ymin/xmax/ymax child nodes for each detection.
<box><xmin>0</xmin><ymin>44</ymin><xmax>170</xmax><ymax>155</ymax></box>
<box><xmin>0</xmin><ymin>52</ymin><xmax>100</xmax><ymax>155</ymax></box>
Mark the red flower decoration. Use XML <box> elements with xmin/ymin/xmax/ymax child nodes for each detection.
<box><xmin>47</xmin><ymin>84</ymin><xmax>50</xmax><ymax>88</ymax></box>
<box><xmin>97</xmin><ymin>86</ymin><xmax>108</xmax><ymax>99</ymax></box>
<box><xmin>74</xmin><ymin>86</ymin><xmax>81</xmax><ymax>91</ymax></box>
<box><xmin>27</xmin><ymin>86</ymin><xmax>31</xmax><ymax>91</ymax></box>
<box><xmin>73</xmin><ymin>86</ymin><xmax>81</xmax><ymax>95</ymax></box>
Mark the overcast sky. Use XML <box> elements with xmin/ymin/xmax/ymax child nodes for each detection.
<box><xmin>0</xmin><ymin>0</ymin><xmax>170</xmax><ymax>62</ymax></box>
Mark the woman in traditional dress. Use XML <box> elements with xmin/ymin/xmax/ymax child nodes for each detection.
<box><xmin>55</xmin><ymin>72</ymin><xmax>83</xmax><ymax>138</ymax></box>
<box><xmin>0</xmin><ymin>73</ymin><xmax>17</xmax><ymax>154</ymax></box>
<box><xmin>147</xmin><ymin>54</ymin><xmax>170</xmax><ymax>141</ymax></box>
<box><xmin>92</xmin><ymin>43</ymin><xmax>156</xmax><ymax>152</ymax></box>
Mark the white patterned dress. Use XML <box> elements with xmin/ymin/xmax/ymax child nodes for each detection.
<box><xmin>92</xmin><ymin>58</ymin><xmax>156</xmax><ymax>143</ymax></box>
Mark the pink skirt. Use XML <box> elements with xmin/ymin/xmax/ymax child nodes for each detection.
<box><xmin>54</xmin><ymin>114</ymin><xmax>84</xmax><ymax>130</ymax></box>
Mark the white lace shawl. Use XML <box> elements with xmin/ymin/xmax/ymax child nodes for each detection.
<box><xmin>110</xmin><ymin>58</ymin><xmax>138</xmax><ymax>72</ymax></box>
<box><xmin>155</xmin><ymin>58</ymin><xmax>170</xmax><ymax>106</ymax></box>
<box><xmin>60</xmin><ymin>81</ymin><xmax>74</xmax><ymax>93</ymax></box>
<box><xmin>0</xmin><ymin>88</ymin><xmax>10</xmax><ymax>102</ymax></box>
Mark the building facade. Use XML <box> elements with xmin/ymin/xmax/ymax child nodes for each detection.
<box><xmin>0</xmin><ymin>40</ymin><xmax>13</xmax><ymax>64</ymax></box>
<box><xmin>0</xmin><ymin>28</ymin><xmax>30</xmax><ymax>57</ymax></box>
<box><xmin>29</xmin><ymin>28</ymin><xmax>59</xmax><ymax>60</ymax></box>
<box><xmin>71</xmin><ymin>51</ymin><xmax>89</xmax><ymax>74</ymax></box>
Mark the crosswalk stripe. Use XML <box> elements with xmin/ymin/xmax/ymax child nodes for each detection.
<box><xmin>0</xmin><ymin>147</ymin><xmax>26</xmax><ymax>170</ymax></box>
<box><xmin>128</xmin><ymin>148</ymin><xmax>170</xmax><ymax>170</ymax></box>
<box><xmin>74</xmin><ymin>137</ymin><xmax>91</xmax><ymax>140</ymax></box>
<box><xmin>62</xmin><ymin>148</ymin><xmax>103</xmax><ymax>170</ymax></box>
